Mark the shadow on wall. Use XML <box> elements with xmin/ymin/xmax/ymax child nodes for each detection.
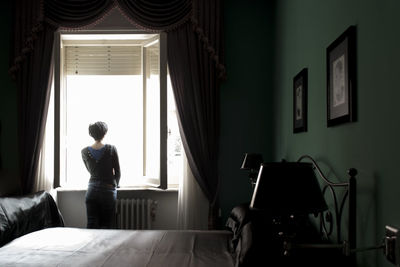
<box><xmin>356</xmin><ymin>172</ymin><xmax>379</xmax><ymax>267</ymax></box>
<box><xmin>0</xmin><ymin>122</ymin><xmax>21</xmax><ymax>197</ymax></box>
<box><xmin>0</xmin><ymin>169</ymin><xmax>21</xmax><ymax>197</ymax></box>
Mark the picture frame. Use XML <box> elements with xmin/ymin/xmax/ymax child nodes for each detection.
<box><xmin>293</xmin><ymin>68</ymin><xmax>308</xmax><ymax>133</ymax></box>
<box><xmin>326</xmin><ymin>25</ymin><xmax>356</xmax><ymax>127</ymax></box>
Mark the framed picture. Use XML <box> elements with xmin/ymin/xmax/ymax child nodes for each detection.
<box><xmin>293</xmin><ymin>68</ymin><xmax>308</xmax><ymax>133</ymax></box>
<box><xmin>327</xmin><ymin>25</ymin><xmax>356</xmax><ymax>127</ymax></box>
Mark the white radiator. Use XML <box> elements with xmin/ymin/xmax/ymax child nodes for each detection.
<box><xmin>116</xmin><ymin>198</ymin><xmax>157</xmax><ymax>230</ymax></box>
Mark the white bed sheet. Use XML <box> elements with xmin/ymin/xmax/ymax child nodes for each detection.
<box><xmin>0</xmin><ymin>227</ymin><xmax>236</xmax><ymax>267</ymax></box>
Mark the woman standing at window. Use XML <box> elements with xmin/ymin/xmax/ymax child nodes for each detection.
<box><xmin>81</xmin><ymin>121</ymin><xmax>121</xmax><ymax>229</ymax></box>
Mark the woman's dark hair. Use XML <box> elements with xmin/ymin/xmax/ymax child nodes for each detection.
<box><xmin>89</xmin><ymin>121</ymin><xmax>108</xmax><ymax>141</ymax></box>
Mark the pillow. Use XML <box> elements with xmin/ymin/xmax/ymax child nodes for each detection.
<box><xmin>226</xmin><ymin>203</ymin><xmax>275</xmax><ymax>267</ymax></box>
<box><xmin>225</xmin><ymin>203</ymin><xmax>251</xmax><ymax>235</ymax></box>
<box><xmin>225</xmin><ymin>203</ymin><xmax>252</xmax><ymax>256</ymax></box>
<box><xmin>0</xmin><ymin>191</ymin><xmax>64</xmax><ymax>246</ymax></box>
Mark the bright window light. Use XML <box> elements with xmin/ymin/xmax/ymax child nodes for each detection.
<box><xmin>65</xmin><ymin>75</ymin><xmax>143</xmax><ymax>187</ymax></box>
<box><xmin>53</xmin><ymin>33</ymin><xmax>182</xmax><ymax>189</ymax></box>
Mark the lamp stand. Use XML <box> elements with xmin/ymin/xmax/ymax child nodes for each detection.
<box><xmin>248</xmin><ymin>170</ymin><xmax>258</xmax><ymax>187</ymax></box>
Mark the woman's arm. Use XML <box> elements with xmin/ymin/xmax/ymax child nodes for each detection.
<box><xmin>111</xmin><ymin>145</ymin><xmax>121</xmax><ymax>186</ymax></box>
<box><xmin>81</xmin><ymin>148</ymin><xmax>90</xmax><ymax>172</ymax></box>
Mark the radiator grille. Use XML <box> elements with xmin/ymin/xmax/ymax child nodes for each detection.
<box><xmin>116</xmin><ymin>198</ymin><xmax>157</xmax><ymax>229</ymax></box>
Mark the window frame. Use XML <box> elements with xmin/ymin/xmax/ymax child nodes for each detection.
<box><xmin>53</xmin><ymin>30</ymin><xmax>168</xmax><ymax>189</ymax></box>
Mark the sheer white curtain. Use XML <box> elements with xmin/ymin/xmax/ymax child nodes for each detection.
<box><xmin>177</xmin><ymin>151</ymin><xmax>209</xmax><ymax>230</ymax></box>
<box><xmin>34</xmin><ymin>81</ymin><xmax>55</xmax><ymax>198</ymax></box>
<box><xmin>34</xmin><ymin>128</ymin><xmax>59</xmax><ymax>202</ymax></box>
<box><xmin>34</xmin><ymin>140</ymin><xmax>53</xmax><ymax>192</ymax></box>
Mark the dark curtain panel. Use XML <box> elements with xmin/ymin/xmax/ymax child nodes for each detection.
<box><xmin>15</xmin><ymin>24</ymin><xmax>55</xmax><ymax>194</ymax></box>
<box><xmin>10</xmin><ymin>0</ymin><xmax>56</xmax><ymax>195</ymax></box>
<box><xmin>9</xmin><ymin>0</ymin><xmax>43</xmax><ymax>77</ymax></box>
<box><xmin>10</xmin><ymin>0</ymin><xmax>225</xmax><ymax>228</ymax></box>
<box><xmin>168</xmin><ymin>0</ymin><xmax>225</xmax><ymax>228</ymax></box>
<box><xmin>168</xmin><ymin>23</ymin><xmax>220</xmax><ymax>227</ymax></box>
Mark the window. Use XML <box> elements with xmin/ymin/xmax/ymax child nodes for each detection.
<box><xmin>49</xmin><ymin>32</ymin><xmax>182</xmax><ymax>188</ymax></box>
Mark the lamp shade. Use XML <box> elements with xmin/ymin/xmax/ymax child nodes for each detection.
<box><xmin>240</xmin><ymin>153</ymin><xmax>263</xmax><ymax>170</ymax></box>
<box><xmin>250</xmin><ymin>162</ymin><xmax>328</xmax><ymax>215</ymax></box>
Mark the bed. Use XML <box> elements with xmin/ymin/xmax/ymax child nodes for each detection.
<box><xmin>0</xmin><ymin>155</ymin><xmax>357</xmax><ymax>267</ymax></box>
<box><xmin>0</xmin><ymin>191</ymin><xmax>242</xmax><ymax>267</ymax></box>
<box><xmin>0</xmin><ymin>227</ymin><xmax>235</xmax><ymax>266</ymax></box>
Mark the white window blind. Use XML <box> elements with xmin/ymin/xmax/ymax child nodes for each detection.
<box><xmin>65</xmin><ymin>46</ymin><xmax>142</xmax><ymax>75</ymax></box>
<box><xmin>146</xmin><ymin>44</ymin><xmax>160</xmax><ymax>76</ymax></box>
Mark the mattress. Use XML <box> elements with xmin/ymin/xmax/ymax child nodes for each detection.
<box><xmin>0</xmin><ymin>227</ymin><xmax>236</xmax><ymax>267</ymax></box>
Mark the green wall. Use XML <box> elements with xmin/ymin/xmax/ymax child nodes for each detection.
<box><xmin>0</xmin><ymin>0</ymin><xmax>20</xmax><ymax>195</ymax></box>
<box><xmin>219</xmin><ymin>0</ymin><xmax>274</xmax><ymax>221</ymax></box>
<box><xmin>273</xmin><ymin>0</ymin><xmax>400</xmax><ymax>266</ymax></box>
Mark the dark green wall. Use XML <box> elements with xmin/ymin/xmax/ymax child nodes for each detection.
<box><xmin>273</xmin><ymin>1</ymin><xmax>400</xmax><ymax>266</ymax></box>
<box><xmin>219</xmin><ymin>0</ymin><xmax>275</xmax><ymax>221</ymax></box>
<box><xmin>0</xmin><ymin>0</ymin><xmax>20</xmax><ymax>195</ymax></box>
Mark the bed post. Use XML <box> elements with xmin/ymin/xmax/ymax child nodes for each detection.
<box><xmin>348</xmin><ymin>168</ymin><xmax>357</xmax><ymax>266</ymax></box>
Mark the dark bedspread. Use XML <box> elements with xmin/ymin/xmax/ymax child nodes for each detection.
<box><xmin>0</xmin><ymin>227</ymin><xmax>236</xmax><ymax>267</ymax></box>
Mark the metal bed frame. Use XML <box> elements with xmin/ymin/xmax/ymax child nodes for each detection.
<box><xmin>296</xmin><ymin>155</ymin><xmax>357</xmax><ymax>265</ymax></box>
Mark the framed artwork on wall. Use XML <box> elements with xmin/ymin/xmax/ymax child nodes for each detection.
<box><xmin>326</xmin><ymin>25</ymin><xmax>356</xmax><ymax>127</ymax></box>
<box><xmin>293</xmin><ymin>68</ymin><xmax>308</xmax><ymax>133</ymax></box>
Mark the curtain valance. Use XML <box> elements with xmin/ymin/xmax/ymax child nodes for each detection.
<box><xmin>44</xmin><ymin>0</ymin><xmax>192</xmax><ymax>30</ymax></box>
<box><xmin>10</xmin><ymin>0</ymin><xmax>224</xmax><ymax>79</ymax></box>
<box><xmin>117</xmin><ymin>0</ymin><xmax>192</xmax><ymax>30</ymax></box>
<box><xmin>44</xmin><ymin>0</ymin><xmax>115</xmax><ymax>28</ymax></box>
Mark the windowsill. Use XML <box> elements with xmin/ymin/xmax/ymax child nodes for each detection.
<box><xmin>56</xmin><ymin>186</ymin><xmax>178</xmax><ymax>192</ymax></box>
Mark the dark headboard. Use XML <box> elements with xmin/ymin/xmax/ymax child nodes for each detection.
<box><xmin>297</xmin><ymin>155</ymin><xmax>357</xmax><ymax>264</ymax></box>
